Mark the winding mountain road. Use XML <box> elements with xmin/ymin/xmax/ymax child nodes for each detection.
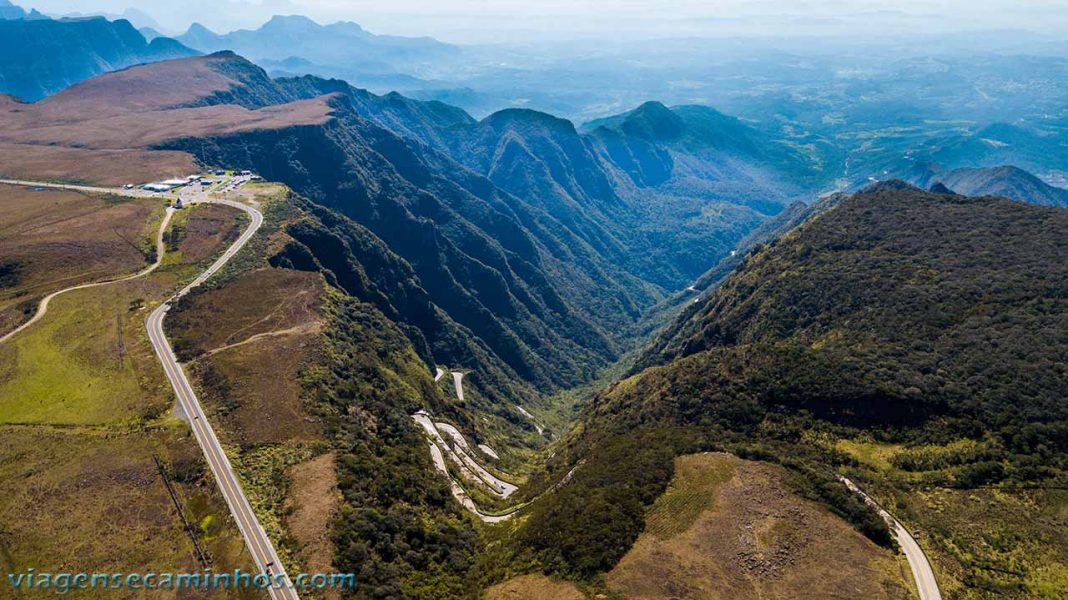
<box><xmin>451</xmin><ymin>371</ymin><xmax>465</xmax><ymax>401</ymax></box>
<box><xmin>840</xmin><ymin>476</ymin><xmax>942</xmax><ymax>600</ymax></box>
<box><xmin>412</xmin><ymin>411</ymin><xmax>523</xmax><ymax>523</ymax></box>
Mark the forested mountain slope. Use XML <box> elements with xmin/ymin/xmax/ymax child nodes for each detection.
<box><xmin>0</xmin><ymin>16</ymin><xmax>196</xmax><ymax>101</ymax></box>
<box><xmin>513</xmin><ymin>183</ymin><xmax>1067</xmax><ymax>595</ymax></box>
<box><xmin>146</xmin><ymin>53</ymin><xmax>829</xmax><ymax>410</ymax></box>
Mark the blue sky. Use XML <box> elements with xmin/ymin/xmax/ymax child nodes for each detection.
<box><xmin>17</xmin><ymin>0</ymin><xmax>1068</xmax><ymax>42</ymax></box>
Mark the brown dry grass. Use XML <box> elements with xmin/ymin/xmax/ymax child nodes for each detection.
<box><xmin>0</xmin><ymin>196</ymin><xmax>263</xmax><ymax>594</ymax></box>
<box><xmin>174</xmin><ymin>203</ymin><xmax>246</xmax><ymax>264</ymax></box>
<box><xmin>0</xmin><ymin>426</ymin><xmax>254</xmax><ymax>599</ymax></box>
<box><xmin>0</xmin><ymin>54</ymin><xmax>334</xmax><ymax>184</ymax></box>
<box><xmin>285</xmin><ymin>452</ymin><xmax>340</xmax><ymax>596</ymax></box>
<box><xmin>35</xmin><ymin>54</ymin><xmax>241</xmax><ymax>116</ymax></box>
<box><xmin>607</xmin><ymin>453</ymin><xmax>916</xmax><ymax>600</ymax></box>
<box><xmin>170</xmin><ymin>269</ymin><xmax>325</xmax><ymax>445</ymax></box>
<box><xmin>0</xmin><ymin>183</ymin><xmax>162</xmax><ymax>335</ymax></box>
<box><xmin>169</xmin><ymin>268</ymin><xmax>323</xmax><ymax>355</ymax></box>
<box><xmin>196</xmin><ymin>329</ymin><xmax>321</xmax><ymax>444</ymax></box>
<box><xmin>0</xmin><ymin>143</ymin><xmax>197</xmax><ymax>185</ymax></box>
<box><xmin>485</xmin><ymin>574</ymin><xmax>586</xmax><ymax>600</ymax></box>
<box><xmin>0</xmin><ymin>98</ymin><xmax>332</xmax><ymax>150</ymax></box>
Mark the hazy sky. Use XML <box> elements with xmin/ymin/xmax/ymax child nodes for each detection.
<box><xmin>17</xmin><ymin>0</ymin><xmax>1068</xmax><ymax>42</ymax></box>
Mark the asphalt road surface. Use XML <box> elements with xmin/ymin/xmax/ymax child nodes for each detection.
<box><xmin>840</xmin><ymin>476</ymin><xmax>942</xmax><ymax>600</ymax></box>
<box><xmin>2</xmin><ymin>178</ymin><xmax>298</xmax><ymax>598</ymax></box>
<box><xmin>147</xmin><ymin>198</ymin><xmax>300</xmax><ymax>599</ymax></box>
<box><xmin>412</xmin><ymin>411</ymin><xmax>522</xmax><ymax>523</ymax></box>
<box><xmin>451</xmin><ymin>371</ymin><xmax>465</xmax><ymax>401</ymax></box>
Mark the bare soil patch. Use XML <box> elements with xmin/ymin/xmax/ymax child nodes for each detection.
<box><xmin>607</xmin><ymin>453</ymin><xmax>915</xmax><ymax>600</ymax></box>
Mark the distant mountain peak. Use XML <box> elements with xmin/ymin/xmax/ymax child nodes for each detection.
<box><xmin>0</xmin><ymin>0</ymin><xmax>27</xmax><ymax>20</ymax></box>
<box><xmin>634</xmin><ymin>100</ymin><xmax>672</xmax><ymax>113</ymax></box>
<box><xmin>326</xmin><ymin>20</ymin><xmax>366</xmax><ymax>35</ymax></box>
<box><xmin>0</xmin><ymin>16</ymin><xmax>198</xmax><ymax>101</ymax></box>
<box><xmin>185</xmin><ymin>22</ymin><xmax>216</xmax><ymax>36</ymax></box>
<box><xmin>619</xmin><ymin>101</ymin><xmax>685</xmax><ymax>141</ymax></box>
<box><xmin>262</xmin><ymin>14</ymin><xmax>320</xmax><ymax>32</ymax></box>
<box><xmin>483</xmin><ymin>108</ymin><xmax>578</xmax><ymax>134</ymax></box>
<box><xmin>929</xmin><ymin>182</ymin><xmax>956</xmax><ymax>194</ymax></box>
<box><xmin>860</xmin><ymin>179</ymin><xmax>923</xmax><ymax>194</ymax></box>
<box><xmin>898</xmin><ymin>163</ymin><xmax>1068</xmax><ymax>207</ymax></box>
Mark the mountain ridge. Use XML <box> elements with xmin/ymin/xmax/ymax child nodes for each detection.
<box><xmin>0</xmin><ymin>15</ymin><xmax>197</xmax><ymax>101</ymax></box>
<box><xmin>902</xmin><ymin>162</ymin><xmax>1068</xmax><ymax>207</ymax></box>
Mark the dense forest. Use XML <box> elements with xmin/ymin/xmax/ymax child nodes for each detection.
<box><xmin>509</xmin><ymin>184</ymin><xmax>1067</xmax><ymax>587</ymax></box>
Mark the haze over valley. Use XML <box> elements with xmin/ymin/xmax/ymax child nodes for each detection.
<box><xmin>0</xmin><ymin>2</ymin><xmax>1065</xmax><ymax>599</ymax></box>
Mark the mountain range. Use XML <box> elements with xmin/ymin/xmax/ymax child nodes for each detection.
<box><xmin>0</xmin><ymin>0</ymin><xmax>44</xmax><ymax>20</ymax></box>
<box><xmin>176</xmin><ymin>15</ymin><xmax>460</xmax><ymax>83</ymax></box>
<box><xmin>900</xmin><ymin>163</ymin><xmax>1068</xmax><ymax>207</ymax></box>
<box><xmin>0</xmin><ymin>52</ymin><xmax>820</xmax><ymax>427</ymax></box>
<box><xmin>528</xmin><ymin>182</ymin><xmax>1068</xmax><ymax>594</ymax></box>
<box><xmin>0</xmin><ymin>13</ymin><xmax>196</xmax><ymax>101</ymax></box>
<box><xmin>0</xmin><ymin>15</ymin><xmax>1066</xmax><ymax>599</ymax></box>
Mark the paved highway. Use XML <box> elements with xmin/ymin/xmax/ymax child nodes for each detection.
<box><xmin>3</xmin><ymin>178</ymin><xmax>298</xmax><ymax>598</ymax></box>
<box><xmin>840</xmin><ymin>476</ymin><xmax>942</xmax><ymax>600</ymax></box>
<box><xmin>435</xmin><ymin>422</ymin><xmax>518</xmax><ymax>498</ymax></box>
<box><xmin>451</xmin><ymin>371</ymin><xmax>465</xmax><ymax>401</ymax></box>
<box><xmin>147</xmin><ymin>196</ymin><xmax>299</xmax><ymax>599</ymax></box>
<box><xmin>0</xmin><ymin>178</ymin><xmax>165</xmax><ymax>199</ymax></box>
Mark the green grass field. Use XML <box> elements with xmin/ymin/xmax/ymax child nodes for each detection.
<box><xmin>836</xmin><ymin>436</ymin><xmax>1068</xmax><ymax>598</ymax></box>
<box><xmin>0</xmin><ymin>279</ymin><xmax>167</xmax><ymax>425</ymax></box>
<box><xmin>0</xmin><ymin>200</ymin><xmax>255</xmax><ymax>590</ymax></box>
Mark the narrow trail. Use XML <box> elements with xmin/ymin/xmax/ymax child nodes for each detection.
<box><xmin>0</xmin><ymin>206</ymin><xmax>174</xmax><ymax>345</ymax></box>
<box><xmin>202</xmin><ymin>322</ymin><xmax>320</xmax><ymax>357</ymax></box>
